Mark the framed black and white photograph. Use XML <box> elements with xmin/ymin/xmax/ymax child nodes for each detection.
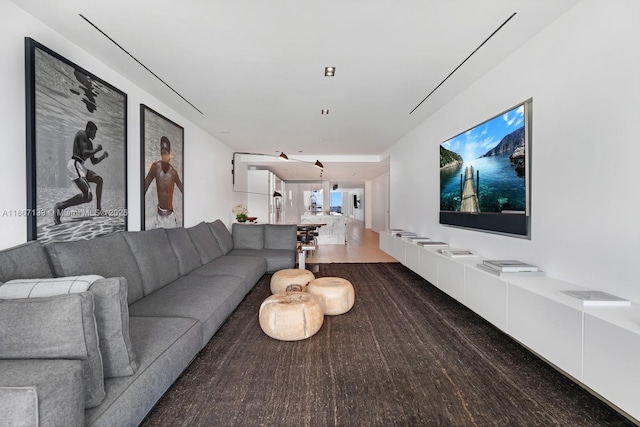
<box><xmin>141</xmin><ymin>105</ymin><xmax>184</xmax><ymax>230</ymax></box>
<box><xmin>25</xmin><ymin>37</ymin><xmax>128</xmax><ymax>243</ymax></box>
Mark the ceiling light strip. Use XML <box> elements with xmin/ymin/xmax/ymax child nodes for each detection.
<box><xmin>409</xmin><ymin>12</ymin><xmax>517</xmax><ymax>115</ymax></box>
<box><xmin>79</xmin><ymin>14</ymin><xmax>204</xmax><ymax>115</ymax></box>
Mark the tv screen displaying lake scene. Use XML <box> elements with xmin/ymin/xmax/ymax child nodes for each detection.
<box><xmin>439</xmin><ymin>99</ymin><xmax>531</xmax><ymax>237</ymax></box>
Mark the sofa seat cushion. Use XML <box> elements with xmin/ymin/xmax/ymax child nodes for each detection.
<box><xmin>85</xmin><ymin>316</ymin><xmax>202</xmax><ymax>427</ymax></box>
<box><xmin>0</xmin><ymin>240</ymin><xmax>53</xmax><ymax>282</ymax></box>
<box><xmin>0</xmin><ymin>359</ymin><xmax>85</xmax><ymax>427</ymax></box>
<box><xmin>45</xmin><ymin>233</ymin><xmax>145</xmax><ymax>305</ymax></box>
<box><xmin>190</xmin><ymin>255</ymin><xmax>266</xmax><ymax>293</ymax></box>
<box><xmin>229</xmin><ymin>248</ymin><xmax>296</xmax><ymax>273</ymax></box>
<box><xmin>0</xmin><ymin>276</ymin><xmax>139</xmax><ymax>379</ymax></box>
<box><xmin>0</xmin><ymin>293</ymin><xmax>104</xmax><ymax>408</ymax></box>
<box><xmin>128</xmin><ymin>275</ymin><xmax>247</xmax><ymax>347</ymax></box>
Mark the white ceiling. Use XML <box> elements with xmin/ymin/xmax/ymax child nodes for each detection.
<box><xmin>11</xmin><ymin>0</ymin><xmax>580</xmax><ymax>186</ymax></box>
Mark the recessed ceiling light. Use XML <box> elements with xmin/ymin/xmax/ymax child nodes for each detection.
<box><xmin>321</xmin><ymin>109</ymin><xmax>329</xmax><ymax>115</ymax></box>
<box><xmin>324</xmin><ymin>67</ymin><xmax>335</xmax><ymax>77</ymax></box>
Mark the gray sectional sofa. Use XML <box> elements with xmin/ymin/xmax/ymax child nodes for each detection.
<box><xmin>0</xmin><ymin>220</ymin><xmax>297</xmax><ymax>426</ymax></box>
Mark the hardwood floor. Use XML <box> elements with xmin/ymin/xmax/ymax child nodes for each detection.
<box><xmin>305</xmin><ymin>218</ymin><xmax>397</xmax><ymax>264</ymax></box>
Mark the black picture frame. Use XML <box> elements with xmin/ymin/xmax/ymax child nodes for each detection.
<box><xmin>25</xmin><ymin>37</ymin><xmax>128</xmax><ymax>243</ymax></box>
<box><xmin>140</xmin><ymin>104</ymin><xmax>184</xmax><ymax>230</ymax></box>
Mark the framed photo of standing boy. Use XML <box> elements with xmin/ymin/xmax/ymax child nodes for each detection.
<box><xmin>140</xmin><ymin>104</ymin><xmax>184</xmax><ymax>230</ymax></box>
<box><xmin>25</xmin><ymin>37</ymin><xmax>128</xmax><ymax>243</ymax></box>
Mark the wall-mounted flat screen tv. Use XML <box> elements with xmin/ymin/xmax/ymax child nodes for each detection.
<box><xmin>439</xmin><ymin>99</ymin><xmax>532</xmax><ymax>238</ymax></box>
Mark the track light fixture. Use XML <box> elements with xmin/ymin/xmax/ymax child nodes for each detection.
<box><xmin>232</xmin><ymin>152</ymin><xmax>325</xmax><ymax>188</ymax></box>
<box><xmin>273</xmin><ymin>191</ymin><xmax>283</xmax><ymax>197</ymax></box>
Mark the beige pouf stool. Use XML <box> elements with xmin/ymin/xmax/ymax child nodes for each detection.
<box><xmin>307</xmin><ymin>277</ymin><xmax>355</xmax><ymax>315</ymax></box>
<box><xmin>270</xmin><ymin>268</ymin><xmax>315</xmax><ymax>294</ymax></box>
<box><xmin>259</xmin><ymin>291</ymin><xmax>324</xmax><ymax>341</ymax></box>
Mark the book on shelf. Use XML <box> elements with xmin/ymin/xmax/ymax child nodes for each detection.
<box><xmin>476</xmin><ymin>263</ymin><xmax>544</xmax><ymax>277</ymax></box>
<box><xmin>408</xmin><ymin>237</ymin><xmax>432</xmax><ymax>242</ymax></box>
<box><xmin>438</xmin><ymin>249</ymin><xmax>478</xmax><ymax>258</ymax></box>
<box><xmin>482</xmin><ymin>259</ymin><xmax>539</xmax><ymax>272</ymax></box>
<box><xmin>416</xmin><ymin>241</ymin><xmax>449</xmax><ymax>247</ymax></box>
<box><xmin>395</xmin><ymin>231</ymin><xmax>416</xmax><ymax>237</ymax></box>
<box><xmin>561</xmin><ymin>290</ymin><xmax>631</xmax><ymax>307</ymax></box>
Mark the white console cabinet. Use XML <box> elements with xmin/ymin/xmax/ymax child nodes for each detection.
<box><xmin>436</xmin><ymin>256</ymin><xmax>466</xmax><ymax>303</ymax></box>
<box><xmin>506</xmin><ymin>278</ymin><xmax>583</xmax><ymax>381</ymax></box>
<box><xmin>464</xmin><ymin>267</ymin><xmax>508</xmax><ymax>331</ymax></box>
<box><xmin>380</xmin><ymin>231</ymin><xmax>639</xmax><ymax>422</ymax></box>
<box><xmin>582</xmin><ymin>308</ymin><xmax>640</xmax><ymax>418</ymax></box>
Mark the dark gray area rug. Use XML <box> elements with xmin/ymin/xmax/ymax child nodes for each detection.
<box><xmin>142</xmin><ymin>263</ymin><xmax>634</xmax><ymax>426</ymax></box>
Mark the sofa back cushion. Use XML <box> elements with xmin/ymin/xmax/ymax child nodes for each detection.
<box><xmin>165</xmin><ymin>227</ymin><xmax>203</xmax><ymax>275</ymax></box>
<box><xmin>0</xmin><ymin>241</ymin><xmax>53</xmax><ymax>283</ymax></box>
<box><xmin>122</xmin><ymin>229</ymin><xmax>180</xmax><ymax>296</ymax></box>
<box><xmin>232</xmin><ymin>223</ymin><xmax>264</xmax><ymax>250</ymax></box>
<box><xmin>45</xmin><ymin>233</ymin><xmax>145</xmax><ymax>305</ymax></box>
<box><xmin>207</xmin><ymin>220</ymin><xmax>234</xmax><ymax>255</ymax></box>
<box><xmin>187</xmin><ymin>222</ymin><xmax>223</xmax><ymax>263</ymax></box>
<box><xmin>264</xmin><ymin>224</ymin><xmax>297</xmax><ymax>250</ymax></box>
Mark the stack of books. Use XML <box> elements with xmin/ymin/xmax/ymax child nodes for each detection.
<box><xmin>477</xmin><ymin>259</ymin><xmax>542</xmax><ymax>277</ymax></box>
<box><xmin>408</xmin><ymin>236</ymin><xmax>432</xmax><ymax>242</ymax></box>
<box><xmin>416</xmin><ymin>241</ymin><xmax>448</xmax><ymax>248</ymax></box>
<box><xmin>561</xmin><ymin>290</ymin><xmax>631</xmax><ymax>307</ymax></box>
<box><xmin>395</xmin><ymin>231</ymin><xmax>416</xmax><ymax>238</ymax></box>
<box><xmin>438</xmin><ymin>249</ymin><xmax>478</xmax><ymax>258</ymax></box>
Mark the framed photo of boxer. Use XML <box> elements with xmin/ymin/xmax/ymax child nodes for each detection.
<box><xmin>140</xmin><ymin>105</ymin><xmax>184</xmax><ymax>230</ymax></box>
<box><xmin>25</xmin><ymin>37</ymin><xmax>128</xmax><ymax>243</ymax></box>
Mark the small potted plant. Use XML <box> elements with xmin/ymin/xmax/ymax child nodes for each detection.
<box><xmin>232</xmin><ymin>204</ymin><xmax>248</xmax><ymax>222</ymax></box>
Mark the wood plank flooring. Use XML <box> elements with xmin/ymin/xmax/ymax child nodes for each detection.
<box><xmin>305</xmin><ymin>218</ymin><xmax>397</xmax><ymax>264</ymax></box>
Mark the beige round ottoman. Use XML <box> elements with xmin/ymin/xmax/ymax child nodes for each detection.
<box><xmin>270</xmin><ymin>268</ymin><xmax>315</xmax><ymax>294</ymax></box>
<box><xmin>307</xmin><ymin>277</ymin><xmax>355</xmax><ymax>315</ymax></box>
<box><xmin>259</xmin><ymin>291</ymin><xmax>324</xmax><ymax>341</ymax></box>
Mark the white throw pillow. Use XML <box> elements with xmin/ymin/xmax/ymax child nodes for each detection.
<box><xmin>0</xmin><ymin>275</ymin><xmax>102</xmax><ymax>298</ymax></box>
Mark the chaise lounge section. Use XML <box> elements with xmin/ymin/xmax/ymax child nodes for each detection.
<box><xmin>0</xmin><ymin>220</ymin><xmax>297</xmax><ymax>426</ymax></box>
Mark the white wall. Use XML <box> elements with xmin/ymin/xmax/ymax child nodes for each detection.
<box><xmin>0</xmin><ymin>0</ymin><xmax>245</xmax><ymax>249</ymax></box>
<box><xmin>247</xmin><ymin>169</ymin><xmax>271</xmax><ymax>222</ymax></box>
<box><xmin>390</xmin><ymin>0</ymin><xmax>640</xmax><ymax>301</ymax></box>
<box><xmin>349</xmin><ymin>188</ymin><xmax>365</xmax><ymax>222</ymax></box>
<box><xmin>370</xmin><ymin>173</ymin><xmax>389</xmax><ymax>232</ymax></box>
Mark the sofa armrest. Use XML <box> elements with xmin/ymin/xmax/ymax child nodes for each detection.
<box><xmin>0</xmin><ymin>387</ymin><xmax>38</xmax><ymax>427</ymax></box>
<box><xmin>0</xmin><ymin>359</ymin><xmax>85</xmax><ymax>427</ymax></box>
<box><xmin>0</xmin><ymin>294</ymin><xmax>105</xmax><ymax>408</ymax></box>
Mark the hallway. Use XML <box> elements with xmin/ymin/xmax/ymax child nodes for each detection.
<box><xmin>305</xmin><ymin>218</ymin><xmax>397</xmax><ymax>264</ymax></box>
